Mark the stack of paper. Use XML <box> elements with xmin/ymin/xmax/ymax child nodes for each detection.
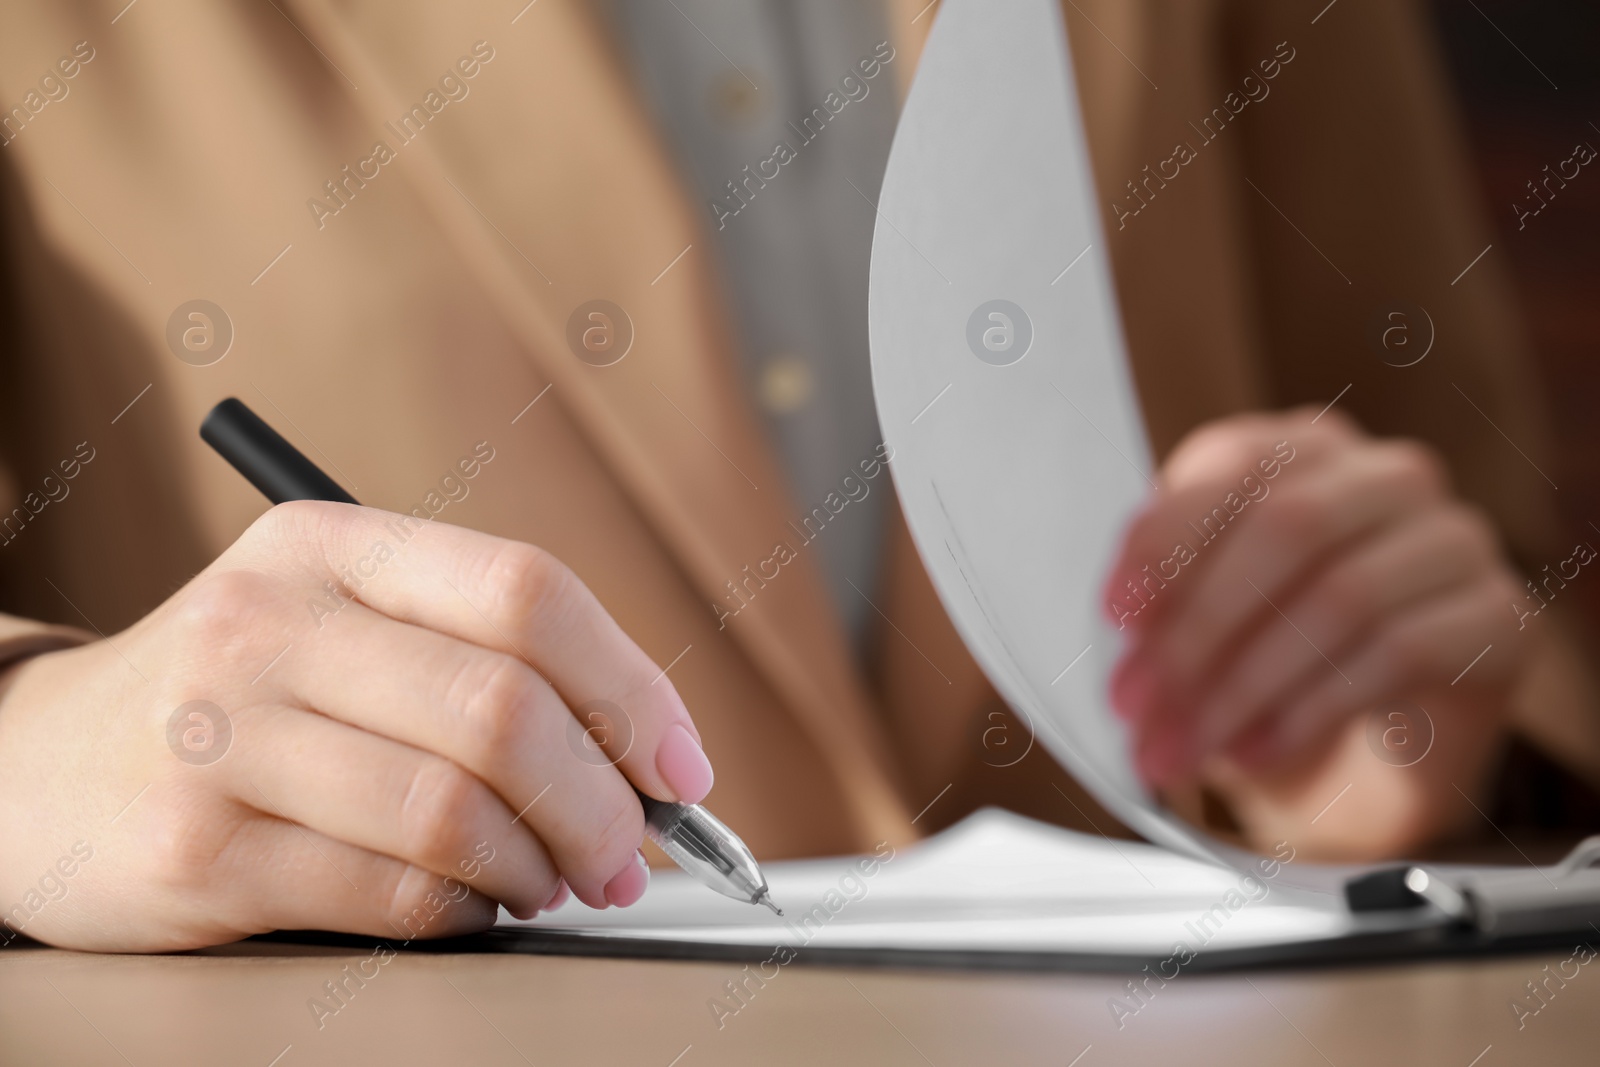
<box><xmin>497</xmin><ymin>810</ymin><xmax>1424</xmax><ymax>965</ymax></box>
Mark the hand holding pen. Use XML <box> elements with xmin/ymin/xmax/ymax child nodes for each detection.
<box><xmin>200</xmin><ymin>398</ymin><xmax>780</xmax><ymax>918</ymax></box>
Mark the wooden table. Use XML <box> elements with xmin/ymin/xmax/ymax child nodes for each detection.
<box><xmin>0</xmin><ymin>939</ymin><xmax>1590</xmax><ymax>1065</ymax></box>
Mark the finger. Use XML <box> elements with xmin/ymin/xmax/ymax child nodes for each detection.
<box><xmin>1125</xmin><ymin>440</ymin><xmax>1447</xmax><ymax>737</ymax></box>
<box><xmin>1162</xmin><ymin>406</ymin><xmax>1362</xmax><ymax>489</ymax></box>
<box><xmin>1231</xmin><ymin>575</ymin><xmax>1520</xmax><ymax>770</ymax></box>
<box><xmin>231</xmin><ymin>702</ymin><xmax>561</xmax><ymax>918</ymax></box>
<box><xmin>227</xmin><ymin>815</ymin><xmax>503</xmax><ymax>941</ymax></box>
<box><xmin>246</xmin><ymin>502</ymin><xmax>711</xmax><ymax>806</ymax></box>
<box><xmin>1102</xmin><ymin>411</ymin><xmax>1356</xmax><ymax>628</ymax></box>
<box><xmin>1153</xmin><ymin>439</ymin><xmax>1447</xmax><ymax>684</ymax></box>
<box><xmin>1186</xmin><ymin>505</ymin><xmax>1502</xmax><ymax>765</ymax></box>
<box><xmin>279</xmin><ymin>602</ymin><xmax>650</xmax><ymax>909</ymax></box>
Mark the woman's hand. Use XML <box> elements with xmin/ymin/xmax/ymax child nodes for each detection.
<box><xmin>1103</xmin><ymin>409</ymin><xmax>1532</xmax><ymax>858</ymax></box>
<box><xmin>0</xmin><ymin>502</ymin><xmax>713</xmax><ymax>951</ymax></box>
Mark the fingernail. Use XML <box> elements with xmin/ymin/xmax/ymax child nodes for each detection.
<box><xmin>603</xmin><ymin>851</ymin><xmax>650</xmax><ymax>909</ymax></box>
<box><xmin>544</xmin><ymin>879</ymin><xmax>570</xmax><ymax>913</ymax></box>
<box><xmin>656</xmin><ymin>722</ymin><xmax>714</xmax><ymax>804</ymax></box>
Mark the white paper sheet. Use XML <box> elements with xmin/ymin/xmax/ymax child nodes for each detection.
<box><xmin>497</xmin><ymin>810</ymin><xmax>1385</xmax><ymax>958</ymax></box>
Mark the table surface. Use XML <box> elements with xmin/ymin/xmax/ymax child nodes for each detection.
<box><xmin>0</xmin><ymin>938</ymin><xmax>1592</xmax><ymax>1066</ymax></box>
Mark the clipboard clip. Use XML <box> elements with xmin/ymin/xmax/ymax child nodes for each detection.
<box><xmin>1344</xmin><ymin>835</ymin><xmax>1600</xmax><ymax>940</ymax></box>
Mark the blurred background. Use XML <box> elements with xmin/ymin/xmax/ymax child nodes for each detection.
<box><xmin>1426</xmin><ymin>0</ymin><xmax>1600</xmax><ymax>836</ymax></box>
<box><xmin>1431</xmin><ymin>0</ymin><xmax>1600</xmax><ymax>632</ymax></box>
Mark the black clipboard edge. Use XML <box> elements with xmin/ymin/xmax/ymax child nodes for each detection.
<box><xmin>251</xmin><ymin>920</ymin><xmax>1597</xmax><ymax>976</ymax></box>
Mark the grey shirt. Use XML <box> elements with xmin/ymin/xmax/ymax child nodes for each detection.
<box><xmin>607</xmin><ymin>0</ymin><xmax>899</xmax><ymax>650</ymax></box>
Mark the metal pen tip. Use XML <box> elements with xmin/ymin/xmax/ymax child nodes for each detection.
<box><xmin>756</xmin><ymin>890</ymin><xmax>783</xmax><ymax>916</ymax></box>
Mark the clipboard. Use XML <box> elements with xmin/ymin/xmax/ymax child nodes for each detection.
<box><xmin>272</xmin><ymin>809</ymin><xmax>1600</xmax><ymax>971</ymax></box>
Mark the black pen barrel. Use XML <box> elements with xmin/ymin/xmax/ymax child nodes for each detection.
<box><xmin>200</xmin><ymin>397</ymin><xmax>358</xmax><ymax>505</ymax></box>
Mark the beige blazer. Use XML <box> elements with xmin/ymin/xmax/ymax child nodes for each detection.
<box><xmin>0</xmin><ymin>0</ymin><xmax>1590</xmax><ymax>858</ymax></box>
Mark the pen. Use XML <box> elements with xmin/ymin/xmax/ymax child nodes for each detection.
<box><xmin>200</xmin><ymin>397</ymin><xmax>782</xmax><ymax>916</ymax></box>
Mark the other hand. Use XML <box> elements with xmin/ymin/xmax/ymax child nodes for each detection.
<box><xmin>1102</xmin><ymin>409</ymin><xmax>1530</xmax><ymax>857</ymax></box>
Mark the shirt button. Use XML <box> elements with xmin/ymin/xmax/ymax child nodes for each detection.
<box><xmin>759</xmin><ymin>355</ymin><xmax>814</xmax><ymax>414</ymax></box>
<box><xmin>708</xmin><ymin>68</ymin><xmax>765</xmax><ymax>126</ymax></box>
